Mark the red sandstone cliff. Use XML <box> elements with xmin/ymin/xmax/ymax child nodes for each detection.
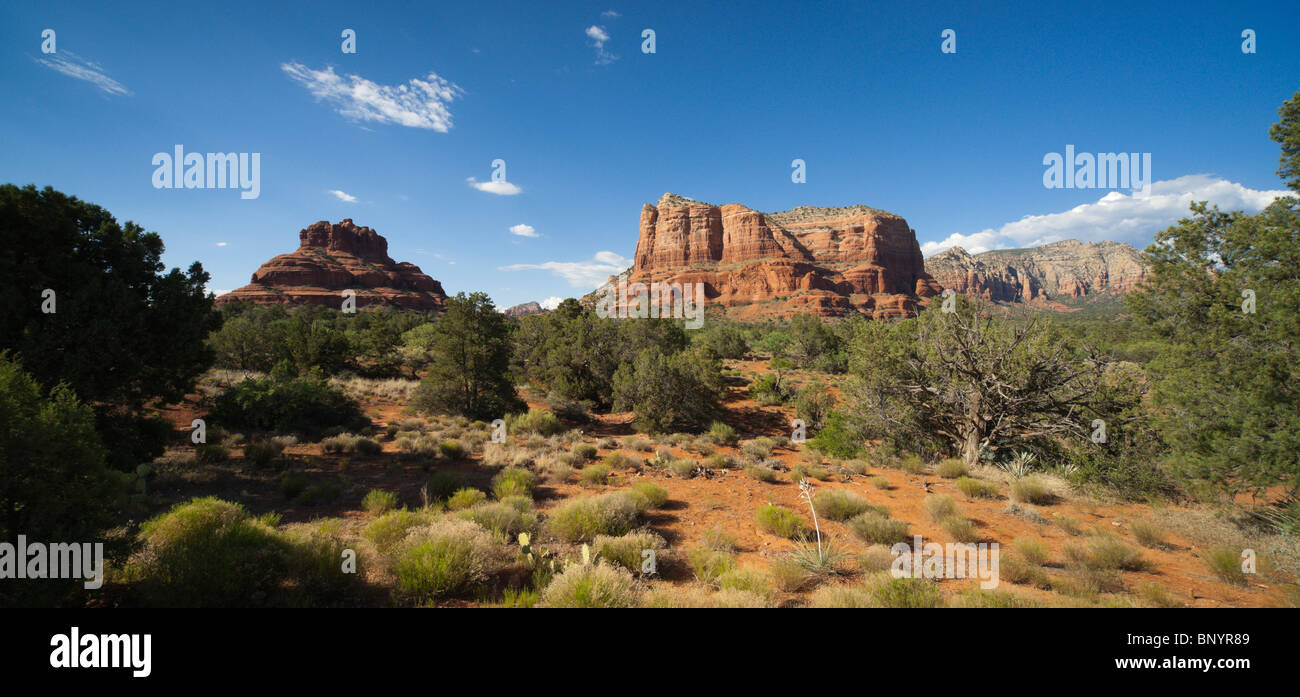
<box><xmin>623</xmin><ymin>193</ymin><xmax>940</xmax><ymax>319</ymax></box>
<box><xmin>215</xmin><ymin>219</ymin><xmax>447</xmax><ymax>311</ymax></box>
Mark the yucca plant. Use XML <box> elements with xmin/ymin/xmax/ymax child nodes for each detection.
<box><xmin>999</xmin><ymin>451</ymin><xmax>1038</xmax><ymax>479</ymax></box>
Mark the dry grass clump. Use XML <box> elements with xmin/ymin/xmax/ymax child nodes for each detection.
<box><xmin>848</xmin><ymin>510</ymin><xmax>909</xmax><ymax>545</ymax></box>
<box><xmin>540</xmin><ymin>562</ymin><xmax>641</xmax><ymax>607</ymax></box>
<box><xmin>950</xmin><ymin>588</ymin><xmax>1041</xmax><ymax>608</ymax></box>
<box><xmin>745</xmin><ymin>464</ymin><xmax>779</xmax><ymax>482</ymax></box>
<box><xmin>545</xmin><ymin>492</ymin><xmax>640</xmax><ymax>542</ymax></box>
<box><xmin>686</xmin><ymin>548</ymin><xmax>735</xmax><ymax>585</ymax></box>
<box><xmin>1129</xmin><ymin>519</ymin><xmax>1167</xmax><ymax>549</ymax></box>
<box><xmin>956</xmin><ymin>476</ymin><xmax>999</xmax><ymax>499</ymax></box>
<box><xmin>446</xmin><ymin>488</ymin><xmax>487</xmax><ymax>511</ymax></box>
<box><xmin>934</xmin><ymin>458</ymin><xmax>968</xmax><ymax>479</ymax></box>
<box><xmin>755</xmin><ymin>504</ymin><xmax>809</xmax><ymax>539</ymax></box>
<box><xmin>923</xmin><ymin>495</ymin><xmax>957</xmax><ymax>522</ymax></box>
<box><xmin>1067</xmin><ymin>535</ymin><xmax>1150</xmax><ymax>572</ymax></box>
<box><xmin>592</xmin><ymin>531</ymin><xmax>666</xmax><ymax>573</ymax></box>
<box><xmin>811</xmin><ymin>489</ymin><xmax>877</xmax><ymax>521</ymax></box>
<box><xmin>1010</xmin><ymin>475</ymin><xmax>1054</xmax><ymax>505</ymax></box>
<box><xmin>1012</xmin><ymin>537</ymin><xmax>1049</xmax><ymax>566</ymax></box>
<box><xmin>391</xmin><ymin>519</ymin><xmax>505</xmax><ymax>603</ymax></box>
<box><xmin>809</xmin><ymin>574</ymin><xmax>944</xmax><ymax>608</ymax></box>
<box><xmin>457</xmin><ymin>501</ymin><xmax>537</xmax><ymax>537</ymax></box>
<box><xmin>1201</xmin><ymin>545</ymin><xmax>1248</xmax><ymax>585</ymax></box>
<box><xmin>938</xmin><ymin>515</ymin><xmax>980</xmax><ymax>543</ymax></box>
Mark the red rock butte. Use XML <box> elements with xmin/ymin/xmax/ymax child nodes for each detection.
<box><xmin>623</xmin><ymin>193</ymin><xmax>942</xmax><ymax>319</ymax></box>
<box><xmin>215</xmin><ymin>219</ymin><xmax>447</xmax><ymax>311</ymax></box>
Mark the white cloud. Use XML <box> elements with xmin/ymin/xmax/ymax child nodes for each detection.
<box><xmin>210</xmin><ymin>289</ymin><xmax>231</xmax><ymax>296</ymax></box>
<box><xmin>500</xmin><ymin>251</ymin><xmax>632</xmax><ymax>288</ymax></box>
<box><xmin>467</xmin><ymin>177</ymin><xmax>522</xmax><ymax>195</ymax></box>
<box><xmin>921</xmin><ymin>174</ymin><xmax>1292</xmax><ymax>257</ymax></box>
<box><xmin>281</xmin><ymin>62</ymin><xmax>462</xmax><ymax>132</ymax></box>
<box><xmin>509</xmin><ymin>223</ymin><xmax>539</xmax><ymax>238</ymax></box>
<box><xmin>586</xmin><ymin>25</ymin><xmax>617</xmax><ymax>64</ymax></box>
<box><xmin>328</xmin><ymin>189</ymin><xmax>357</xmax><ymax>203</ymax></box>
<box><xmin>601</xmin><ymin>10</ymin><xmax>621</xmax><ymax>18</ymax></box>
<box><xmin>216</xmin><ymin>242</ymin><xmax>228</xmax><ymax>247</ymax></box>
<box><xmin>540</xmin><ymin>296</ymin><xmax>564</xmax><ymax>310</ymax></box>
<box><xmin>35</xmin><ymin>51</ymin><xmax>131</xmax><ymax>96</ymax></box>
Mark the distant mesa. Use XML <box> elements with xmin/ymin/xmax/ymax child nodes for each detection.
<box><xmin>503</xmin><ymin>301</ymin><xmax>545</xmax><ymax>317</ymax></box>
<box><xmin>595</xmin><ymin>193</ymin><xmax>942</xmax><ymax>319</ymax></box>
<box><xmin>214</xmin><ymin>219</ymin><xmax>447</xmax><ymax>311</ymax></box>
<box><xmin>925</xmin><ymin>240</ymin><xmax>1147</xmax><ymax>309</ymax></box>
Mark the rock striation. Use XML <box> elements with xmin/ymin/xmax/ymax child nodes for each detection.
<box><xmin>924</xmin><ymin>240</ymin><xmax>1146</xmax><ymax>308</ymax></box>
<box><xmin>215</xmin><ymin>219</ymin><xmax>446</xmax><ymax>311</ymax></box>
<box><xmin>622</xmin><ymin>193</ymin><xmax>941</xmax><ymax>319</ymax></box>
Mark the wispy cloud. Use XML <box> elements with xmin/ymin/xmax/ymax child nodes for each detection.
<box><xmin>216</xmin><ymin>242</ymin><xmax>229</xmax><ymax>247</ymax></box>
<box><xmin>35</xmin><ymin>51</ymin><xmax>131</xmax><ymax>96</ymax></box>
<box><xmin>500</xmin><ymin>251</ymin><xmax>631</xmax><ymax>288</ymax></box>
<box><xmin>921</xmin><ymin>174</ymin><xmax>1292</xmax><ymax>257</ymax></box>
<box><xmin>509</xmin><ymin>223</ymin><xmax>538</xmax><ymax>238</ymax></box>
<box><xmin>586</xmin><ymin>25</ymin><xmax>618</xmax><ymax>64</ymax></box>
<box><xmin>467</xmin><ymin>177</ymin><xmax>522</xmax><ymax>195</ymax></box>
<box><xmin>281</xmin><ymin>62</ymin><xmax>462</xmax><ymax>132</ymax></box>
<box><xmin>601</xmin><ymin>10</ymin><xmax>621</xmax><ymax>19</ymax></box>
<box><xmin>328</xmin><ymin>189</ymin><xmax>357</xmax><ymax>202</ymax></box>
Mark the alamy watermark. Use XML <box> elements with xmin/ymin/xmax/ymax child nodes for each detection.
<box><xmin>595</xmin><ymin>277</ymin><xmax>706</xmax><ymax>329</ymax></box>
<box><xmin>891</xmin><ymin>534</ymin><xmax>1000</xmax><ymax>590</ymax></box>
<box><xmin>0</xmin><ymin>535</ymin><xmax>104</xmax><ymax>589</ymax></box>
<box><xmin>1043</xmin><ymin>145</ymin><xmax>1150</xmax><ymax>195</ymax></box>
<box><xmin>152</xmin><ymin>145</ymin><xmax>261</xmax><ymax>199</ymax></box>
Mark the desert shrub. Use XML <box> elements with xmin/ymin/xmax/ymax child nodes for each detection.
<box><xmin>1013</xmin><ymin>538</ymin><xmax>1049</xmax><ymax>566</ymax></box>
<box><xmin>447</xmin><ymin>488</ymin><xmax>487</xmax><ymax>511</ymax></box>
<box><xmin>1130</xmin><ymin>520</ymin><xmax>1167</xmax><ymax>549</ymax></box>
<box><xmin>1069</xmin><ymin>536</ymin><xmax>1148</xmax><ymax>572</ymax></box>
<box><xmin>999</xmin><ymin>556</ymin><xmax>1051</xmax><ymax>588</ymax></box>
<box><xmin>1010</xmin><ymin>476</ymin><xmax>1054</xmax><ymax>505</ymax></box>
<box><xmin>505</xmin><ymin>408</ymin><xmax>564</xmax><ymax>437</ymax></box>
<box><xmin>793</xmin><ymin>381</ymin><xmax>834</xmax><ymax>430</ymax></box>
<box><xmin>282</xmin><ymin>518</ymin><xmax>362</xmax><ymax>602</ymax></box>
<box><xmin>362</xmin><ymin>489</ymin><xmax>398</xmax><ymax>516</ymax></box>
<box><xmin>1055</xmin><ymin>514</ymin><xmax>1082</xmax><ymax>535</ymax></box>
<box><xmin>771</xmin><ymin>558</ymin><xmax>817</xmax><ymax>592</ymax></box>
<box><xmin>809</xmin><ymin>584</ymin><xmax>875</xmax><ymax>608</ymax></box>
<box><xmin>1137</xmin><ymin>582</ymin><xmax>1186</xmax><ymax>608</ymax></box>
<box><xmin>626</xmin><ymin>436</ymin><xmax>653</xmax><ymax>452</ymax></box>
<box><xmin>748</xmin><ymin>372</ymin><xmax>793</xmax><ymax>406</ymax></box>
<box><xmin>580</xmin><ymin>463</ymin><xmax>612</xmax><ymax>485</ymax></box>
<box><xmin>755</xmin><ymin>504</ymin><xmax>808</xmax><ymax>539</ymax></box>
<box><xmin>784</xmin><ymin>539</ymin><xmax>849</xmax><ymax>578</ymax></box>
<box><xmin>244</xmin><ymin>439</ymin><xmax>286</xmax><ymax>468</ymax></box>
<box><xmin>706</xmin><ymin>421</ymin><xmax>738</xmax><ymax>445</ymax></box>
<box><xmin>668</xmin><ymin>458</ymin><xmax>698</xmax><ymax>478</ymax></box>
<box><xmin>209</xmin><ymin>376</ymin><xmax>366</xmax><ymax>438</ymax></box>
<box><xmin>612</xmin><ymin>347</ymin><xmax>726</xmax><ymax>433</ymax></box>
<box><xmin>686</xmin><ymin>548</ymin><xmax>735</xmax><ymax>584</ymax></box>
<box><xmin>923</xmin><ymin>495</ymin><xmax>957</xmax><ymax>522</ymax></box>
<box><xmin>812</xmin><ymin>489</ymin><xmax>875</xmax><ymax>521</ymax></box>
<box><xmin>392</xmin><ymin>519</ymin><xmax>503</xmax><ymax>602</ymax></box>
<box><xmin>870</xmin><ymin>475</ymin><xmax>891</xmax><ymax>490</ymax></box>
<box><xmin>939</xmin><ymin>515</ymin><xmax>979</xmax><ymax>543</ymax></box>
<box><xmin>716</xmin><ymin>566</ymin><xmax>774</xmax><ymax>601</ymax></box>
<box><xmin>1202</xmin><ymin>545</ymin><xmax>1247</xmax><ymax>585</ymax></box>
<box><xmin>857</xmin><ymin>545</ymin><xmax>895</xmax><ymax>573</ymax></box>
<box><xmin>848</xmin><ymin>511</ymin><xmax>909</xmax><ymax>545</ymax></box>
<box><xmin>130</xmin><ymin>498</ymin><xmax>289</xmax><ymax>607</ymax></box>
<box><xmin>540</xmin><ymin>562</ymin><xmax>640</xmax><ymax>608</ymax></box>
<box><xmin>745</xmin><ymin>464</ymin><xmax>778</xmax><ymax>482</ymax></box>
<box><xmin>898</xmin><ymin>454</ymin><xmax>927</xmax><ymax>474</ymax></box>
<box><xmin>703</xmin><ymin>453</ymin><xmax>732</xmax><ymax>470</ymax></box>
<box><xmin>438</xmin><ymin>440</ymin><xmax>467</xmax><ymax>459</ymax></box>
<box><xmin>641</xmin><ymin>586</ymin><xmax>715</xmax><ymax>608</ymax></box>
<box><xmin>602</xmin><ymin>451</ymin><xmax>629</xmax><ymax>470</ymax></box>
<box><xmin>740</xmin><ymin>439</ymin><xmax>773</xmax><ymax>463</ymax></box>
<box><xmin>950</xmin><ymin>588</ymin><xmax>1041</xmax><ymax>608</ymax></box>
<box><xmin>867</xmin><ymin>575</ymin><xmax>945</xmax><ymax>608</ymax></box>
<box><xmin>297</xmin><ymin>480</ymin><xmax>342</xmax><ymax>506</ymax></box>
<box><xmin>629</xmin><ymin>482</ymin><xmax>668</xmax><ymax>509</ymax></box>
<box><xmin>571</xmin><ymin>443</ymin><xmax>598</xmax><ymax>463</ymax></box>
<box><xmin>956</xmin><ymin>476</ymin><xmax>999</xmax><ymax>499</ymax></box>
<box><xmin>426</xmin><ymin>471</ymin><xmax>462</xmax><ymax>502</ymax></box>
<box><xmin>458</xmin><ymin>501</ymin><xmax>537</xmax><ymax>537</ymax></box>
<box><xmin>935</xmin><ymin>458</ymin><xmax>967</xmax><ymax>479</ymax></box>
<box><xmin>363</xmin><ymin>508</ymin><xmax>438</xmax><ymax>555</ymax></box>
<box><xmin>545</xmin><ymin>492</ymin><xmax>640</xmax><ymax>542</ymax></box>
<box><xmin>592</xmin><ymin>531</ymin><xmax>666</xmax><ymax>573</ymax></box>
<box><xmin>491</xmin><ymin>467</ymin><xmax>539</xmax><ymax>499</ymax></box>
<box><xmin>280</xmin><ymin>471</ymin><xmax>309</xmax><ymax>500</ymax></box>
<box><xmin>791</xmin><ymin>464</ymin><xmax>830</xmax><ymax>482</ymax></box>
<box><xmin>701</xmin><ymin>526</ymin><xmax>737</xmax><ymax>552</ymax></box>
<box><xmin>196</xmin><ymin>443</ymin><xmax>230</xmax><ymax>463</ymax></box>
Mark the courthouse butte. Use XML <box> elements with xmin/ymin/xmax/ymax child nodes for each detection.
<box><xmin>621</xmin><ymin>193</ymin><xmax>942</xmax><ymax>319</ymax></box>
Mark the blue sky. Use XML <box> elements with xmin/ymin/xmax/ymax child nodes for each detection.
<box><xmin>2</xmin><ymin>0</ymin><xmax>1297</xmax><ymax>308</ymax></box>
